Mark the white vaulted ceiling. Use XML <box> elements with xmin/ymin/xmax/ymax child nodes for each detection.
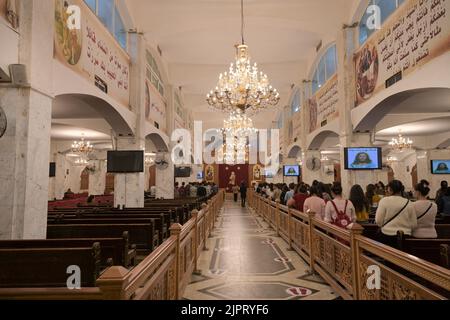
<box><xmin>126</xmin><ymin>0</ymin><xmax>356</xmax><ymax>129</ymax></box>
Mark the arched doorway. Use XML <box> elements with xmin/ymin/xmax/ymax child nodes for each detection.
<box><xmin>411</xmin><ymin>164</ymin><xmax>418</xmax><ymax>188</ymax></box>
<box><xmin>80</xmin><ymin>168</ymin><xmax>90</xmax><ymax>192</ymax></box>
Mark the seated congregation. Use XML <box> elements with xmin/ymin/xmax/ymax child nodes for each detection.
<box><xmin>0</xmin><ymin>186</ymin><xmax>222</xmax><ymax>298</ymax></box>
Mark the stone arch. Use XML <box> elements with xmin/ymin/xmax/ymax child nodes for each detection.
<box><xmin>53</xmin><ymin>94</ymin><xmax>134</xmax><ymax>136</ymax></box>
<box><xmin>307</xmin><ymin>130</ymin><xmax>339</xmax><ymax>150</ymax></box>
<box><xmin>353</xmin><ymin>88</ymin><xmax>450</xmax><ymax>132</ymax></box>
<box><xmin>287</xmin><ymin>144</ymin><xmax>302</xmax><ymax>159</ymax></box>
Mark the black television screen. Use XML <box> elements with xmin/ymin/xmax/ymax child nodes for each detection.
<box><xmin>49</xmin><ymin>162</ymin><xmax>56</xmax><ymax>177</ymax></box>
<box><xmin>344</xmin><ymin>147</ymin><xmax>382</xmax><ymax>170</ymax></box>
<box><xmin>175</xmin><ymin>166</ymin><xmax>191</xmax><ymax>178</ymax></box>
<box><xmin>107</xmin><ymin>151</ymin><xmax>144</xmax><ymax>173</ymax></box>
<box><xmin>284</xmin><ymin>165</ymin><xmax>300</xmax><ymax>177</ymax></box>
<box><xmin>431</xmin><ymin>160</ymin><xmax>450</xmax><ymax>174</ymax></box>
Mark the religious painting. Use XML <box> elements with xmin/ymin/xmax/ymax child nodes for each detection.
<box><xmin>205</xmin><ymin>165</ymin><xmax>214</xmax><ymax>182</ymax></box>
<box><xmin>253</xmin><ymin>164</ymin><xmax>262</xmax><ymax>181</ymax></box>
<box><xmin>355</xmin><ymin>44</ymin><xmax>379</xmax><ymax>104</ymax></box>
<box><xmin>354</xmin><ymin>0</ymin><xmax>450</xmax><ymax>107</ymax></box>
<box><xmin>53</xmin><ymin>0</ymin><xmax>130</xmax><ymax>107</ymax></box>
<box><xmin>308</xmin><ymin>98</ymin><xmax>318</xmax><ymax>133</ymax></box>
<box><xmin>54</xmin><ymin>0</ymin><xmax>83</xmax><ymax>66</ymax></box>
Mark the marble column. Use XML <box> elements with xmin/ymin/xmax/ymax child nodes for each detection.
<box><xmin>155</xmin><ymin>153</ymin><xmax>175</xmax><ymax>199</ymax></box>
<box><xmin>0</xmin><ymin>0</ymin><xmax>54</xmax><ymax>239</ymax></box>
<box><xmin>114</xmin><ymin>138</ymin><xmax>145</xmax><ymax>208</ymax></box>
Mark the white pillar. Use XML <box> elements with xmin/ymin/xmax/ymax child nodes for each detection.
<box><xmin>0</xmin><ymin>0</ymin><xmax>54</xmax><ymax>239</ymax></box>
<box><xmin>88</xmin><ymin>160</ymin><xmax>107</xmax><ymax>196</ymax></box>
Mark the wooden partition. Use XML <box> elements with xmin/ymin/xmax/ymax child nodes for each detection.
<box><xmin>249</xmin><ymin>191</ymin><xmax>450</xmax><ymax>300</ymax></box>
<box><xmin>0</xmin><ymin>191</ymin><xmax>224</xmax><ymax>300</ymax></box>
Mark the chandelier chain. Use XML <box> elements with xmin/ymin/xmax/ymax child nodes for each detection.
<box><xmin>241</xmin><ymin>0</ymin><xmax>245</xmax><ymax>45</ymax></box>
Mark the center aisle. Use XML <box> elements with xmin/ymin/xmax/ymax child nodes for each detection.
<box><xmin>183</xmin><ymin>199</ymin><xmax>338</xmax><ymax>300</ymax></box>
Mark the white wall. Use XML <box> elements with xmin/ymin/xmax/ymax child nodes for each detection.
<box><xmin>0</xmin><ymin>19</ymin><xmax>18</xmax><ymax>75</ymax></box>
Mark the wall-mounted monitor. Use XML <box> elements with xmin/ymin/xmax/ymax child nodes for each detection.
<box><xmin>284</xmin><ymin>165</ymin><xmax>300</xmax><ymax>177</ymax></box>
<box><xmin>107</xmin><ymin>151</ymin><xmax>144</xmax><ymax>173</ymax></box>
<box><xmin>175</xmin><ymin>166</ymin><xmax>192</xmax><ymax>178</ymax></box>
<box><xmin>431</xmin><ymin>160</ymin><xmax>450</xmax><ymax>174</ymax></box>
<box><xmin>344</xmin><ymin>147</ymin><xmax>382</xmax><ymax>170</ymax></box>
<box><xmin>196</xmin><ymin>172</ymin><xmax>204</xmax><ymax>180</ymax></box>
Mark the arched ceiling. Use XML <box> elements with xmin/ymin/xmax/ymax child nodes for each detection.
<box><xmin>126</xmin><ymin>0</ymin><xmax>357</xmax><ymax>128</ymax></box>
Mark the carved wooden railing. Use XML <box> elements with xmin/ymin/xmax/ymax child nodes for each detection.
<box><xmin>249</xmin><ymin>191</ymin><xmax>450</xmax><ymax>300</ymax></box>
<box><xmin>0</xmin><ymin>190</ymin><xmax>224</xmax><ymax>300</ymax></box>
<box><xmin>96</xmin><ymin>190</ymin><xmax>224</xmax><ymax>300</ymax></box>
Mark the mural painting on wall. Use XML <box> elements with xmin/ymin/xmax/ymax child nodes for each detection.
<box><xmin>253</xmin><ymin>164</ymin><xmax>262</xmax><ymax>181</ymax></box>
<box><xmin>354</xmin><ymin>0</ymin><xmax>450</xmax><ymax>106</ymax></box>
<box><xmin>205</xmin><ymin>165</ymin><xmax>214</xmax><ymax>182</ymax></box>
<box><xmin>308</xmin><ymin>98</ymin><xmax>318</xmax><ymax>133</ymax></box>
<box><xmin>1</xmin><ymin>0</ymin><xmax>19</xmax><ymax>28</ymax></box>
<box><xmin>145</xmin><ymin>82</ymin><xmax>151</xmax><ymax>119</ymax></box>
<box><xmin>292</xmin><ymin>112</ymin><xmax>302</xmax><ymax>142</ymax></box>
<box><xmin>54</xmin><ymin>0</ymin><xmax>130</xmax><ymax>107</ymax></box>
<box><xmin>146</xmin><ymin>83</ymin><xmax>166</xmax><ymax>132</ymax></box>
<box><xmin>0</xmin><ymin>106</ymin><xmax>7</xmax><ymax>138</ymax></box>
<box><xmin>308</xmin><ymin>74</ymin><xmax>339</xmax><ymax>133</ymax></box>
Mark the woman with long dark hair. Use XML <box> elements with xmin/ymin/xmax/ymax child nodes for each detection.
<box><xmin>349</xmin><ymin>184</ymin><xmax>369</xmax><ymax>223</ymax></box>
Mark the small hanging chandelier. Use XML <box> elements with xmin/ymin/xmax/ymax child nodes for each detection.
<box><xmin>72</xmin><ymin>134</ymin><xmax>94</xmax><ymax>155</ymax></box>
<box><xmin>206</xmin><ymin>0</ymin><xmax>280</xmax><ymax>115</ymax></box>
<box><xmin>389</xmin><ymin>131</ymin><xmax>413</xmax><ymax>152</ymax></box>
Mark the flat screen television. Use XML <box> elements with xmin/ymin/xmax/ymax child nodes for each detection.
<box><xmin>196</xmin><ymin>172</ymin><xmax>204</xmax><ymax>180</ymax></box>
<box><xmin>49</xmin><ymin>162</ymin><xmax>56</xmax><ymax>177</ymax></box>
<box><xmin>431</xmin><ymin>160</ymin><xmax>450</xmax><ymax>174</ymax></box>
<box><xmin>344</xmin><ymin>147</ymin><xmax>382</xmax><ymax>170</ymax></box>
<box><xmin>175</xmin><ymin>166</ymin><xmax>192</xmax><ymax>178</ymax></box>
<box><xmin>284</xmin><ymin>165</ymin><xmax>300</xmax><ymax>177</ymax></box>
<box><xmin>107</xmin><ymin>151</ymin><xmax>144</xmax><ymax>173</ymax></box>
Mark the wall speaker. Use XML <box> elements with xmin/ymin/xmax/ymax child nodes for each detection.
<box><xmin>9</xmin><ymin>64</ymin><xmax>28</xmax><ymax>86</ymax></box>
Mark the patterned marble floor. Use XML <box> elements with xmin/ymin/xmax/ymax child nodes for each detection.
<box><xmin>183</xmin><ymin>200</ymin><xmax>338</xmax><ymax>300</ymax></box>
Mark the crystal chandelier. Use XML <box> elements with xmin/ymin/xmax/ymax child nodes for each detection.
<box><xmin>222</xmin><ymin>110</ymin><xmax>257</xmax><ymax>137</ymax></box>
<box><xmin>389</xmin><ymin>131</ymin><xmax>413</xmax><ymax>152</ymax></box>
<box><xmin>221</xmin><ymin>111</ymin><xmax>256</xmax><ymax>164</ymax></box>
<box><xmin>74</xmin><ymin>157</ymin><xmax>89</xmax><ymax>166</ymax></box>
<box><xmin>72</xmin><ymin>134</ymin><xmax>94</xmax><ymax>155</ymax></box>
<box><xmin>206</xmin><ymin>0</ymin><xmax>280</xmax><ymax>115</ymax></box>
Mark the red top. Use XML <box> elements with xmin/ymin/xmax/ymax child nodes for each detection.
<box><xmin>293</xmin><ymin>193</ymin><xmax>309</xmax><ymax>212</ymax></box>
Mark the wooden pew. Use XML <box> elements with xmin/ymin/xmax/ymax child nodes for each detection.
<box><xmin>0</xmin><ymin>233</ymin><xmax>135</xmax><ymax>267</ymax></box>
<box><xmin>47</xmin><ymin>223</ymin><xmax>157</xmax><ymax>253</ymax></box>
<box><xmin>0</xmin><ymin>245</ymin><xmax>100</xmax><ymax>288</ymax></box>
<box><xmin>397</xmin><ymin>232</ymin><xmax>450</xmax><ymax>269</ymax></box>
<box><xmin>48</xmin><ymin>216</ymin><xmax>167</xmax><ymax>244</ymax></box>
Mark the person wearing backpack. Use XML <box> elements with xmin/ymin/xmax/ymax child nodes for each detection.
<box><xmin>375</xmin><ymin>180</ymin><xmax>417</xmax><ymax>248</ymax></box>
<box><xmin>412</xmin><ymin>180</ymin><xmax>437</xmax><ymax>238</ymax></box>
<box><xmin>324</xmin><ymin>182</ymin><xmax>356</xmax><ymax>228</ymax></box>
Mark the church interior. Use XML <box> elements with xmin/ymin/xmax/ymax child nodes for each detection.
<box><xmin>0</xmin><ymin>0</ymin><xmax>449</xmax><ymax>301</ymax></box>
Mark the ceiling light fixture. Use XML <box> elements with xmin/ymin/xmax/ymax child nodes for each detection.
<box><xmin>389</xmin><ymin>131</ymin><xmax>413</xmax><ymax>152</ymax></box>
<box><xmin>72</xmin><ymin>133</ymin><xmax>94</xmax><ymax>155</ymax></box>
<box><xmin>206</xmin><ymin>0</ymin><xmax>280</xmax><ymax>115</ymax></box>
